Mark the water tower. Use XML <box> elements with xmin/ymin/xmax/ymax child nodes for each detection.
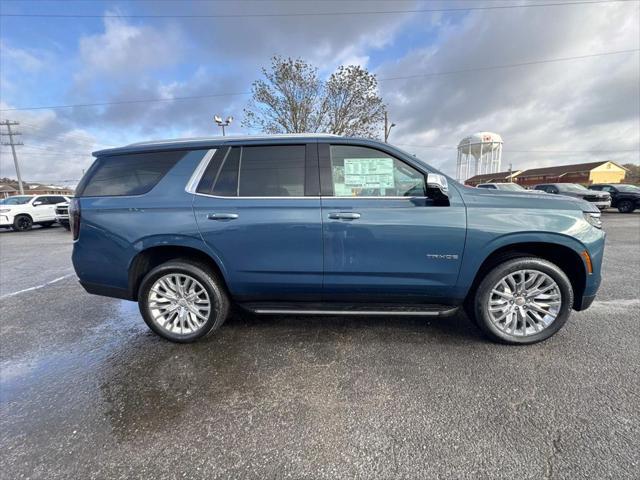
<box><xmin>456</xmin><ymin>132</ymin><xmax>503</xmax><ymax>182</ymax></box>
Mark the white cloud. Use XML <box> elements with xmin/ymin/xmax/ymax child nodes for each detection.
<box><xmin>0</xmin><ymin>42</ymin><xmax>47</xmax><ymax>73</ymax></box>
<box><xmin>75</xmin><ymin>12</ymin><xmax>185</xmax><ymax>85</ymax></box>
<box><xmin>377</xmin><ymin>1</ymin><xmax>640</xmax><ymax>175</ymax></box>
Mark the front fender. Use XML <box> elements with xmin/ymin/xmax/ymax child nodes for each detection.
<box><xmin>456</xmin><ymin>204</ymin><xmax>605</xmax><ymax>295</ymax></box>
<box><xmin>458</xmin><ymin>231</ymin><xmax>588</xmax><ymax>290</ymax></box>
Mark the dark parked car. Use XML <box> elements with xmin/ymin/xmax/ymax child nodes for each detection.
<box><xmin>70</xmin><ymin>135</ymin><xmax>605</xmax><ymax>345</ymax></box>
<box><xmin>588</xmin><ymin>184</ymin><xmax>640</xmax><ymax>213</ymax></box>
<box><xmin>533</xmin><ymin>183</ymin><xmax>611</xmax><ymax>210</ymax></box>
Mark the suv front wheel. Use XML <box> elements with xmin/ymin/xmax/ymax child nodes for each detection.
<box><xmin>472</xmin><ymin>257</ymin><xmax>574</xmax><ymax>345</ymax></box>
<box><xmin>138</xmin><ymin>259</ymin><xmax>230</xmax><ymax>343</ymax></box>
<box><xmin>12</xmin><ymin>215</ymin><xmax>33</xmax><ymax>232</ymax></box>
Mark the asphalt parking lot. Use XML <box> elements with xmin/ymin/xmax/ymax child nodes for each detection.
<box><xmin>1</xmin><ymin>213</ymin><xmax>639</xmax><ymax>479</ymax></box>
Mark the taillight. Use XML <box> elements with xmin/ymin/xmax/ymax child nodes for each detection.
<box><xmin>69</xmin><ymin>198</ymin><xmax>81</xmax><ymax>240</ymax></box>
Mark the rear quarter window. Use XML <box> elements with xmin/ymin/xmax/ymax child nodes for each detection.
<box><xmin>77</xmin><ymin>151</ymin><xmax>184</xmax><ymax>197</ymax></box>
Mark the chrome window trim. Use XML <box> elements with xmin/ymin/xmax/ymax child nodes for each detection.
<box><xmin>185</xmin><ymin>149</ymin><xmax>217</xmax><ymax>194</ymax></box>
<box><xmin>192</xmin><ymin>192</ymin><xmax>428</xmax><ymax>200</ymax></box>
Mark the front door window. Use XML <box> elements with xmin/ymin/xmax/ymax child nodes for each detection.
<box><xmin>329</xmin><ymin>145</ymin><xmax>425</xmax><ymax>197</ymax></box>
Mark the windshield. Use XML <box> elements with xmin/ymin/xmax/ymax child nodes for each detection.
<box><xmin>615</xmin><ymin>184</ymin><xmax>640</xmax><ymax>193</ymax></box>
<box><xmin>558</xmin><ymin>183</ymin><xmax>588</xmax><ymax>193</ymax></box>
<box><xmin>0</xmin><ymin>196</ymin><xmax>32</xmax><ymax>205</ymax></box>
<box><xmin>497</xmin><ymin>183</ymin><xmax>526</xmax><ymax>191</ymax></box>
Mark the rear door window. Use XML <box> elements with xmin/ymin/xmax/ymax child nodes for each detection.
<box><xmin>238</xmin><ymin>145</ymin><xmax>306</xmax><ymax>197</ymax></box>
<box><xmin>78</xmin><ymin>151</ymin><xmax>184</xmax><ymax>197</ymax></box>
<box><xmin>213</xmin><ymin>147</ymin><xmax>240</xmax><ymax>196</ymax></box>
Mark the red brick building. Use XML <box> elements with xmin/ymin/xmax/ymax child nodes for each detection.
<box><xmin>465</xmin><ymin>161</ymin><xmax>627</xmax><ymax>187</ymax></box>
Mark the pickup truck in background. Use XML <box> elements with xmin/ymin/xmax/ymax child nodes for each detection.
<box><xmin>532</xmin><ymin>183</ymin><xmax>611</xmax><ymax>210</ymax></box>
<box><xmin>55</xmin><ymin>202</ymin><xmax>70</xmax><ymax>230</ymax></box>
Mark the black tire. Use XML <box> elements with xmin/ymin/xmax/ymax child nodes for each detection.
<box><xmin>138</xmin><ymin>259</ymin><xmax>230</xmax><ymax>343</ymax></box>
<box><xmin>12</xmin><ymin>215</ymin><xmax>33</xmax><ymax>232</ymax></box>
<box><xmin>40</xmin><ymin>221</ymin><xmax>55</xmax><ymax>228</ymax></box>
<box><xmin>472</xmin><ymin>257</ymin><xmax>574</xmax><ymax>345</ymax></box>
<box><xmin>617</xmin><ymin>200</ymin><xmax>635</xmax><ymax>213</ymax></box>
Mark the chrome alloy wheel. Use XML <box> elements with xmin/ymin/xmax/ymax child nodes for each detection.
<box><xmin>487</xmin><ymin>269</ymin><xmax>562</xmax><ymax>337</ymax></box>
<box><xmin>148</xmin><ymin>273</ymin><xmax>211</xmax><ymax>335</ymax></box>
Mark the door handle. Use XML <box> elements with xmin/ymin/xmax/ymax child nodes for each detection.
<box><xmin>208</xmin><ymin>213</ymin><xmax>239</xmax><ymax>220</ymax></box>
<box><xmin>329</xmin><ymin>212</ymin><xmax>361</xmax><ymax>220</ymax></box>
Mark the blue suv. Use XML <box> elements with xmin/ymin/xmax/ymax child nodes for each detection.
<box><xmin>70</xmin><ymin>135</ymin><xmax>605</xmax><ymax>344</ymax></box>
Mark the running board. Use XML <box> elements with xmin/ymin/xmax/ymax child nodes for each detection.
<box><xmin>241</xmin><ymin>303</ymin><xmax>459</xmax><ymax>317</ymax></box>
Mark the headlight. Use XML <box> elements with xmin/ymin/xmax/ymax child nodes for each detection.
<box><xmin>0</xmin><ymin>208</ymin><xmax>11</xmax><ymax>213</ymax></box>
<box><xmin>583</xmin><ymin>211</ymin><xmax>602</xmax><ymax>229</ymax></box>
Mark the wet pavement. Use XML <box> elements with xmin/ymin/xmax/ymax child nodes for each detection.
<box><xmin>1</xmin><ymin>214</ymin><xmax>639</xmax><ymax>479</ymax></box>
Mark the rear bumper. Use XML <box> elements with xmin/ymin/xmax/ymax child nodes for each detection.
<box><xmin>79</xmin><ymin>280</ymin><xmax>134</xmax><ymax>301</ymax></box>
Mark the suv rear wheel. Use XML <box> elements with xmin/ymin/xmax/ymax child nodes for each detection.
<box><xmin>138</xmin><ymin>259</ymin><xmax>229</xmax><ymax>343</ymax></box>
<box><xmin>472</xmin><ymin>257</ymin><xmax>573</xmax><ymax>345</ymax></box>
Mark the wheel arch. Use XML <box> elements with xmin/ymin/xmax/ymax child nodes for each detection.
<box><xmin>128</xmin><ymin>244</ymin><xmax>228</xmax><ymax>301</ymax></box>
<box><xmin>465</xmin><ymin>241</ymin><xmax>587</xmax><ymax>310</ymax></box>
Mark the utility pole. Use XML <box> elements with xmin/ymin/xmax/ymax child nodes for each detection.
<box><xmin>1</xmin><ymin>120</ymin><xmax>24</xmax><ymax>194</ymax></box>
<box><xmin>508</xmin><ymin>163</ymin><xmax>513</xmax><ymax>183</ymax></box>
<box><xmin>384</xmin><ymin>112</ymin><xmax>396</xmax><ymax>143</ymax></box>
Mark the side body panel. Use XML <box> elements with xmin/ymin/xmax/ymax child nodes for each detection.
<box><xmin>193</xmin><ymin>196</ymin><xmax>323</xmax><ymax>302</ymax></box>
<box><xmin>319</xmin><ymin>141</ymin><xmax>468</xmax><ymax>304</ymax></box>
<box><xmin>192</xmin><ymin>142</ymin><xmax>323</xmax><ymax>302</ymax></box>
<box><xmin>72</xmin><ymin>150</ymin><xmax>206</xmax><ymax>294</ymax></box>
<box><xmin>321</xmin><ymin>196</ymin><xmax>467</xmax><ymax>302</ymax></box>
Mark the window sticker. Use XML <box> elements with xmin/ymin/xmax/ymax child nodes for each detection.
<box><xmin>343</xmin><ymin>158</ymin><xmax>395</xmax><ymax>189</ymax></box>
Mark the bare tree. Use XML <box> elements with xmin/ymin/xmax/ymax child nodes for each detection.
<box><xmin>323</xmin><ymin>65</ymin><xmax>386</xmax><ymax>137</ymax></box>
<box><xmin>242</xmin><ymin>56</ymin><xmax>385</xmax><ymax>138</ymax></box>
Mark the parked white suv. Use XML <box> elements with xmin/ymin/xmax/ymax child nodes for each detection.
<box><xmin>0</xmin><ymin>195</ymin><xmax>70</xmax><ymax>231</ymax></box>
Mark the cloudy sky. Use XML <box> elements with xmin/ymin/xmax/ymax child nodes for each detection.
<box><xmin>1</xmin><ymin>0</ymin><xmax>638</xmax><ymax>185</ymax></box>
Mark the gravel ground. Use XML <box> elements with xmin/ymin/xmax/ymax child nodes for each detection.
<box><xmin>1</xmin><ymin>213</ymin><xmax>638</xmax><ymax>479</ymax></box>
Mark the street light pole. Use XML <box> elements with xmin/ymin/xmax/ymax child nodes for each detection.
<box><xmin>384</xmin><ymin>112</ymin><xmax>396</xmax><ymax>143</ymax></box>
<box><xmin>214</xmin><ymin>115</ymin><xmax>233</xmax><ymax>136</ymax></box>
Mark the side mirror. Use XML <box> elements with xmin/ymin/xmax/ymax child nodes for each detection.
<box><xmin>426</xmin><ymin>173</ymin><xmax>449</xmax><ymax>196</ymax></box>
<box><xmin>33</xmin><ymin>201</ymin><xmax>43</xmax><ymax>206</ymax></box>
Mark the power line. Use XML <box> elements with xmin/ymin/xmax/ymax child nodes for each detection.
<box><xmin>10</xmin><ymin>145</ymin><xmax>93</xmax><ymax>155</ymax></box>
<box><xmin>13</xmin><ymin>123</ymin><xmax>116</xmax><ymax>146</ymax></box>
<box><xmin>16</xmin><ymin>131</ymin><xmax>115</xmax><ymax>148</ymax></box>
<box><xmin>2</xmin><ymin>48</ymin><xmax>637</xmax><ymax>112</ymax></box>
<box><xmin>380</xmin><ymin>48</ymin><xmax>640</xmax><ymax>81</ymax></box>
<box><xmin>0</xmin><ymin>90</ymin><xmax>251</xmax><ymax>112</ymax></box>
<box><xmin>0</xmin><ymin>0</ymin><xmax>633</xmax><ymax>18</ymax></box>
